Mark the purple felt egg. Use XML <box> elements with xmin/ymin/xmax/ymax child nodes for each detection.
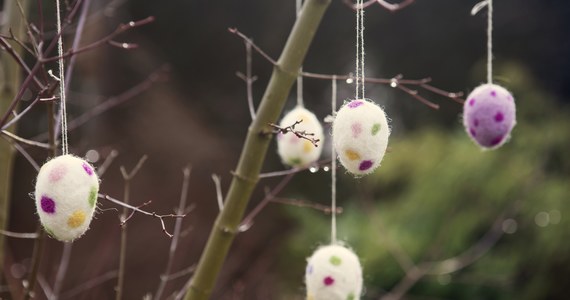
<box><xmin>463</xmin><ymin>84</ymin><xmax>516</xmax><ymax>149</ymax></box>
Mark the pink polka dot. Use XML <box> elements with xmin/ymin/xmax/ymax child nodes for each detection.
<box><xmin>82</xmin><ymin>162</ymin><xmax>93</xmax><ymax>176</ymax></box>
<box><xmin>347</xmin><ymin>100</ymin><xmax>363</xmax><ymax>108</ymax></box>
<box><xmin>323</xmin><ymin>276</ymin><xmax>335</xmax><ymax>286</ymax></box>
<box><xmin>490</xmin><ymin>90</ymin><xmax>497</xmax><ymax>97</ymax></box>
<box><xmin>468</xmin><ymin>99</ymin><xmax>475</xmax><ymax>106</ymax></box>
<box><xmin>470</xmin><ymin>128</ymin><xmax>477</xmax><ymax>137</ymax></box>
<box><xmin>474</xmin><ymin>119</ymin><xmax>479</xmax><ymax>127</ymax></box>
<box><xmin>289</xmin><ymin>135</ymin><xmax>299</xmax><ymax>144</ymax></box>
<box><xmin>351</xmin><ymin>123</ymin><xmax>362</xmax><ymax>138</ymax></box>
<box><xmin>494</xmin><ymin>112</ymin><xmax>504</xmax><ymax>122</ymax></box>
<box><xmin>48</xmin><ymin>164</ymin><xmax>67</xmax><ymax>182</ymax></box>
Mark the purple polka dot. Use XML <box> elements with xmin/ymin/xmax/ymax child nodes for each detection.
<box><xmin>474</xmin><ymin>119</ymin><xmax>479</xmax><ymax>127</ymax></box>
<box><xmin>351</xmin><ymin>123</ymin><xmax>362</xmax><ymax>138</ymax></box>
<box><xmin>494</xmin><ymin>112</ymin><xmax>504</xmax><ymax>122</ymax></box>
<box><xmin>347</xmin><ymin>100</ymin><xmax>364</xmax><ymax>108</ymax></box>
<box><xmin>470</xmin><ymin>128</ymin><xmax>477</xmax><ymax>137</ymax></box>
<box><xmin>323</xmin><ymin>276</ymin><xmax>335</xmax><ymax>286</ymax></box>
<box><xmin>490</xmin><ymin>90</ymin><xmax>497</xmax><ymax>97</ymax></box>
<box><xmin>82</xmin><ymin>162</ymin><xmax>93</xmax><ymax>176</ymax></box>
<box><xmin>490</xmin><ymin>135</ymin><xmax>504</xmax><ymax>146</ymax></box>
<box><xmin>359</xmin><ymin>160</ymin><xmax>373</xmax><ymax>171</ymax></box>
<box><xmin>468</xmin><ymin>99</ymin><xmax>476</xmax><ymax>106</ymax></box>
<box><xmin>41</xmin><ymin>196</ymin><xmax>56</xmax><ymax>214</ymax></box>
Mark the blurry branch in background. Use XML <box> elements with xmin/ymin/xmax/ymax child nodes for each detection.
<box><xmin>50</xmin><ymin>242</ymin><xmax>73</xmax><ymax>300</ymax></box>
<box><xmin>154</xmin><ymin>167</ymin><xmax>194</xmax><ymax>300</ymax></box>
<box><xmin>235</xmin><ymin>40</ymin><xmax>258</xmax><ymax>120</ymax></box>
<box><xmin>229</xmin><ymin>27</ymin><xmax>464</xmax><ymax>110</ymax></box>
<box><xmin>59</xmin><ymin>270</ymin><xmax>119</xmax><ymax>300</ymax></box>
<box><xmin>344</xmin><ymin>0</ymin><xmax>416</xmax><ymax>11</ymax></box>
<box><xmin>116</xmin><ymin>155</ymin><xmax>148</xmax><ymax>300</ymax></box>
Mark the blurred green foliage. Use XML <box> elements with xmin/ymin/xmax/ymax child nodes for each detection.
<box><xmin>278</xmin><ymin>65</ymin><xmax>570</xmax><ymax>299</ymax></box>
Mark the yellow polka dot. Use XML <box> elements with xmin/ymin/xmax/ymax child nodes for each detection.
<box><xmin>67</xmin><ymin>210</ymin><xmax>86</xmax><ymax>228</ymax></box>
<box><xmin>303</xmin><ymin>140</ymin><xmax>313</xmax><ymax>153</ymax></box>
<box><xmin>345</xmin><ymin>149</ymin><xmax>361</xmax><ymax>161</ymax></box>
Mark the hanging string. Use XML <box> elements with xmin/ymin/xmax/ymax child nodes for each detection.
<box><xmin>331</xmin><ymin>75</ymin><xmax>337</xmax><ymax>244</ymax></box>
<box><xmin>471</xmin><ymin>0</ymin><xmax>493</xmax><ymax>84</ymax></box>
<box><xmin>296</xmin><ymin>0</ymin><xmax>304</xmax><ymax>106</ymax></box>
<box><xmin>355</xmin><ymin>0</ymin><xmax>365</xmax><ymax>99</ymax></box>
<box><xmin>487</xmin><ymin>0</ymin><xmax>493</xmax><ymax>84</ymax></box>
<box><xmin>55</xmin><ymin>0</ymin><xmax>69</xmax><ymax>155</ymax></box>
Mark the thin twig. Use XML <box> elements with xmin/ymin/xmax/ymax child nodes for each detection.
<box><xmin>0</xmin><ymin>230</ymin><xmax>38</xmax><ymax>239</ymax></box>
<box><xmin>1</xmin><ymin>130</ymin><xmax>50</xmax><ymax>148</ymax></box>
<box><xmin>97</xmin><ymin>150</ymin><xmax>119</xmax><ymax>177</ymax></box>
<box><xmin>116</xmin><ymin>155</ymin><xmax>148</xmax><ymax>300</ymax></box>
<box><xmin>228</xmin><ymin>28</ymin><xmax>277</xmax><ymax>65</ymax></box>
<box><xmin>51</xmin><ymin>243</ymin><xmax>73</xmax><ymax>299</ymax></box>
<box><xmin>100</xmin><ymin>194</ymin><xmax>186</xmax><ymax>237</ymax></box>
<box><xmin>235</xmin><ymin>40</ymin><xmax>257</xmax><ymax>120</ymax></box>
<box><xmin>40</xmin><ymin>17</ymin><xmax>155</xmax><ymax>63</ymax></box>
<box><xmin>343</xmin><ymin>0</ymin><xmax>415</xmax><ymax>11</ymax></box>
<box><xmin>268</xmin><ymin>120</ymin><xmax>320</xmax><ymax>147</ymax></box>
<box><xmin>59</xmin><ymin>271</ymin><xmax>118</xmax><ymax>300</ymax></box>
<box><xmin>239</xmin><ymin>173</ymin><xmax>295</xmax><ymax>232</ymax></box>
<box><xmin>154</xmin><ymin>167</ymin><xmax>193</xmax><ymax>300</ymax></box>
<box><xmin>211</xmin><ymin>174</ymin><xmax>224</xmax><ymax>211</ymax></box>
<box><xmin>0</xmin><ymin>136</ymin><xmax>40</xmax><ymax>171</ymax></box>
<box><xmin>270</xmin><ymin>197</ymin><xmax>343</xmax><ymax>214</ymax></box>
<box><xmin>258</xmin><ymin>159</ymin><xmax>332</xmax><ymax>178</ymax></box>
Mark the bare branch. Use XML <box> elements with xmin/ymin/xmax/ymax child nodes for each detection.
<box><xmin>40</xmin><ymin>17</ymin><xmax>155</xmax><ymax>63</ymax></box>
<box><xmin>259</xmin><ymin>158</ymin><xmax>331</xmax><ymax>178</ymax></box>
<box><xmin>154</xmin><ymin>167</ymin><xmax>193</xmax><ymax>300</ymax></box>
<box><xmin>212</xmin><ymin>174</ymin><xmax>224</xmax><ymax>211</ymax></box>
<box><xmin>1</xmin><ymin>130</ymin><xmax>50</xmax><ymax>148</ymax></box>
<box><xmin>59</xmin><ymin>271</ymin><xmax>118</xmax><ymax>300</ymax></box>
<box><xmin>0</xmin><ymin>230</ymin><xmax>38</xmax><ymax>239</ymax></box>
<box><xmin>51</xmin><ymin>243</ymin><xmax>73</xmax><ymax>299</ymax></box>
<box><xmin>268</xmin><ymin>120</ymin><xmax>320</xmax><ymax>147</ymax></box>
<box><xmin>100</xmin><ymin>194</ymin><xmax>186</xmax><ymax>237</ymax></box>
<box><xmin>228</xmin><ymin>28</ymin><xmax>277</xmax><ymax>65</ymax></box>
<box><xmin>270</xmin><ymin>197</ymin><xmax>343</xmax><ymax>214</ymax></box>
<box><xmin>97</xmin><ymin>149</ymin><xmax>119</xmax><ymax>177</ymax></box>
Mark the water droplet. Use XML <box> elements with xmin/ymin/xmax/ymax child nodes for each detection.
<box><xmin>86</xmin><ymin>149</ymin><xmax>100</xmax><ymax>163</ymax></box>
<box><xmin>309</xmin><ymin>167</ymin><xmax>318</xmax><ymax>173</ymax></box>
<box><xmin>535</xmin><ymin>212</ymin><xmax>549</xmax><ymax>227</ymax></box>
<box><xmin>502</xmin><ymin>218</ymin><xmax>517</xmax><ymax>234</ymax></box>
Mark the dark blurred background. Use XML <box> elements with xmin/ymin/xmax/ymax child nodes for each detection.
<box><xmin>5</xmin><ymin>0</ymin><xmax>570</xmax><ymax>299</ymax></box>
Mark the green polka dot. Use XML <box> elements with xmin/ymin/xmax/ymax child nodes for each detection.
<box><xmin>329</xmin><ymin>255</ymin><xmax>342</xmax><ymax>266</ymax></box>
<box><xmin>289</xmin><ymin>157</ymin><xmax>302</xmax><ymax>166</ymax></box>
<box><xmin>88</xmin><ymin>186</ymin><xmax>98</xmax><ymax>207</ymax></box>
<box><xmin>371</xmin><ymin>123</ymin><xmax>381</xmax><ymax>135</ymax></box>
<box><xmin>346</xmin><ymin>292</ymin><xmax>355</xmax><ymax>300</ymax></box>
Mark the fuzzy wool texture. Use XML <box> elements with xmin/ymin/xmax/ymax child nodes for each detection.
<box><xmin>277</xmin><ymin>106</ymin><xmax>324</xmax><ymax>167</ymax></box>
<box><xmin>463</xmin><ymin>83</ymin><xmax>516</xmax><ymax>149</ymax></box>
<box><xmin>332</xmin><ymin>99</ymin><xmax>390</xmax><ymax>175</ymax></box>
<box><xmin>305</xmin><ymin>244</ymin><xmax>363</xmax><ymax>300</ymax></box>
<box><xmin>35</xmin><ymin>155</ymin><xmax>99</xmax><ymax>242</ymax></box>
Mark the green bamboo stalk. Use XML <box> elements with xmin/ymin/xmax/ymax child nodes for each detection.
<box><xmin>185</xmin><ymin>0</ymin><xmax>331</xmax><ymax>299</ymax></box>
<box><xmin>0</xmin><ymin>0</ymin><xmax>30</xmax><ymax>281</ymax></box>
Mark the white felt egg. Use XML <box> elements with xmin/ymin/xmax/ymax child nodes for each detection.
<box><xmin>305</xmin><ymin>244</ymin><xmax>363</xmax><ymax>300</ymax></box>
<box><xmin>463</xmin><ymin>83</ymin><xmax>516</xmax><ymax>149</ymax></box>
<box><xmin>332</xmin><ymin>99</ymin><xmax>390</xmax><ymax>175</ymax></box>
<box><xmin>35</xmin><ymin>155</ymin><xmax>99</xmax><ymax>241</ymax></box>
<box><xmin>277</xmin><ymin>106</ymin><xmax>324</xmax><ymax>167</ymax></box>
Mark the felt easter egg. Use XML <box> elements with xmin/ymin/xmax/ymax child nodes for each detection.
<box><xmin>277</xmin><ymin>106</ymin><xmax>324</xmax><ymax>167</ymax></box>
<box><xmin>332</xmin><ymin>99</ymin><xmax>390</xmax><ymax>175</ymax></box>
<box><xmin>35</xmin><ymin>155</ymin><xmax>99</xmax><ymax>241</ymax></box>
<box><xmin>463</xmin><ymin>83</ymin><xmax>516</xmax><ymax>149</ymax></box>
<box><xmin>305</xmin><ymin>244</ymin><xmax>363</xmax><ymax>300</ymax></box>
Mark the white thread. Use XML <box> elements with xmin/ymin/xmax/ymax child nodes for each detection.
<box><xmin>355</xmin><ymin>0</ymin><xmax>365</xmax><ymax>99</ymax></box>
<box><xmin>487</xmin><ymin>0</ymin><xmax>493</xmax><ymax>84</ymax></box>
<box><xmin>55</xmin><ymin>0</ymin><xmax>68</xmax><ymax>155</ymax></box>
<box><xmin>296</xmin><ymin>0</ymin><xmax>304</xmax><ymax>107</ymax></box>
<box><xmin>331</xmin><ymin>76</ymin><xmax>337</xmax><ymax>244</ymax></box>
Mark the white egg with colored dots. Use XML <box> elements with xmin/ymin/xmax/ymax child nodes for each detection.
<box><xmin>277</xmin><ymin>106</ymin><xmax>324</xmax><ymax>167</ymax></box>
<box><xmin>332</xmin><ymin>99</ymin><xmax>390</xmax><ymax>175</ymax></box>
<box><xmin>305</xmin><ymin>244</ymin><xmax>363</xmax><ymax>300</ymax></box>
<box><xmin>35</xmin><ymin>155</ymin><xmax>99</xmax><ymax>242</ymax></box>
<box><xmin>463</xmin><ymin>83</ymin><xmax>516</xmax><ymax>149</ymax></box>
